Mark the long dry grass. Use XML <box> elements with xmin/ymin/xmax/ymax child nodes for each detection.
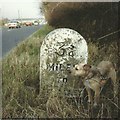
<box><xmin>2</xmin><ymin>25</ymin><xmax>119</xmax><ymax>118</ymax></box>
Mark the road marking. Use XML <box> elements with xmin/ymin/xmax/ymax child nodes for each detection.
<box><xmin>7</xmin><ymin>29</ymin><xmax>17</xmax><ymax>31</ymax></box>
<box><xmin>7</xmin><ymin>29</ymin><xmax>12</xmax><ymax>31</ymax></box>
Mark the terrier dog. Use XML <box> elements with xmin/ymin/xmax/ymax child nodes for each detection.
<box><xmin>70</xmin><ymin>61</ymin><xmax>117</xmax><ymax>106</ymax></box>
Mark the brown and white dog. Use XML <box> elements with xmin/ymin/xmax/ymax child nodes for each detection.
<box><xmin>70</xmin><ymin>61</ymin><xmax>117</xmax><ymax>107</ymax></box>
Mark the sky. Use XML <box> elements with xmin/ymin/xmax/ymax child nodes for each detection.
<box><xmin>1</xmin><ymin>0</ymin><xmax>119</xmax><ymax>19</ymax></box>
<box><xmin>0</xmin><ymin>0</ymin><xmax>43</xmax><ymax>19</ymax></box>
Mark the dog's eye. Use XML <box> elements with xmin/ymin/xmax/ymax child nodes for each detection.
<box><xmin>75</xmin><ymin>67</ymin><xmax>79</xmax><ymax>70</ymax></box>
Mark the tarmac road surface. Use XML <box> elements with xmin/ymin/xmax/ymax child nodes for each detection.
<box><xmin>1</xmin><ymin>25</ymin><xmax>42</xmax><ymax>58</ymax></box>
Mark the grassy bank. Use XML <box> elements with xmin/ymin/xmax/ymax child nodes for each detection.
<box><xmin>2</xmin><ymin>25</ymin><xmax>54</xmax><ymax>118</ymax></box>
<box><xmin>2</xmin><ymin>25</ymin><xmax>119</xmax><ymax>118</ymax></box>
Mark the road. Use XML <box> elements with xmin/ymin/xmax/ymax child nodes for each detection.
<box><xmin>1</xmin><ymin>25</ymin><xmax>42</xmax><ymax>58</ymax></box>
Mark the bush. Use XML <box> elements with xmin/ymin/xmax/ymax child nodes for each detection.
<box><xmin>43</xmin><ymin>2</ymin><xmax>118</xmax><ymax>41</ymax></box>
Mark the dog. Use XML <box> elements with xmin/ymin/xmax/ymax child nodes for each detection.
<box><xmin>70</xmin><ymin>61</ymin><xmax>117</xmax><ymax>107</ymax></box>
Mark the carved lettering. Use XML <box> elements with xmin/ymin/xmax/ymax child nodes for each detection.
<box><xmin>55</xmin><ymin>44</ymin><xmax>75</xmax><ymax>57</ymax></box>
<box><xmin>47</xmin><ymin>63</ymin><xmax>64</xmax><ymax>71</ymax></box>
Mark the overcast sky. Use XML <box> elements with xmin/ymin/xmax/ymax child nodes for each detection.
<box><xmin>0</xmin><ymin>0</ymin><xmax>42</xmax><ymax>19</ymax></box>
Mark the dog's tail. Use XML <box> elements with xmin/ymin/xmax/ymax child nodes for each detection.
<box><xmin>110</xmin><ymin>68</ymin><xmax>116</xmax><ymax>83</ymax></box>
<box><xmin>109</xmin><ymin>66</ymin><xmax>118</xmax><ymax>98</ymax></box>
<box><xmin>112</xmin><ymin>62</ymin><xmax>118</xmax><ymax>72</ymax></box>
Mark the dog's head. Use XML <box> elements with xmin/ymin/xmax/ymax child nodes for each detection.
<box><xmin>70</xmin><ymin>63</ymin><xmax>91</xmax><ymax>77</ymax></box>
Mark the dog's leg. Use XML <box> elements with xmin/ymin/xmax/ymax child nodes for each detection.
<box><xmin>94</xmin><ymin>87</ymin><xmax>100</xmax><ymax>107</ymax></box>
<box><xmin>85</xmin><ymin>87</ymin><xmax>93</xmax><ymax>104</ymax></box>
<box><xmin>80</xmin><ymin>87</ymin><xmax>85</xmax><ymax>103</ymax></box>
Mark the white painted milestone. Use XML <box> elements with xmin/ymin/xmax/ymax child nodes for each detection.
<box><xmin>40</xmin><ymin>28</ymin><xmax>88</xmax><ymax>94</ymax></box>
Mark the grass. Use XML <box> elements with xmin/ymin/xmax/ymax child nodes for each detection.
<box><xmin>2</xmin><ymin>25</ymin><xmax>119</xmax><ymax>118</ymax></box>
<box><xmin>2</xmin><ymin>25</ymin><xmax>54</xmax><ymax>118</ymax></box>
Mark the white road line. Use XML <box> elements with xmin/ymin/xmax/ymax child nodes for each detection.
<box><xmin>7</xmin><ymin>29</ymin><xmax>12</xmax><ymax>31</ymax></box>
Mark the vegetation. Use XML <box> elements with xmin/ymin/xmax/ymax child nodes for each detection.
<box><xmin>0</xmin><ymin>20</ymin><xmax>3</xmax><ymax>26</ymax></box>
<box><xmin>2</xmin><ymin>24</ymin><xmax>119</xmax><ymax>118</ymax></box>
<box><xmin>0</xmin><ymin>18</ymin><xmax>8</xmax><ymax>26</ymax></box>
<box><xmin>43</xmin><ymin>2</ymin><xmax>118</xmax><ymax>41</ymax></box>
<box><xmin>2</xmin><ymin>25</ymin><xmax>54</xmax><ymax>118</ymax></box>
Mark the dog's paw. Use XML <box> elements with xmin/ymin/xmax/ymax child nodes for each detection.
<box><xmin>93</xmin><ymin>103</ymin><xmax>98</xmax><ymax>107</ymax></box>
<box><xmin>81</xmin><ymin>100</ymin><xmax>83</xmax><ymax>104</ymax></box>
<box><xmin>88</xmin><ymin>100</ymin><xmax>92</xmax><ymax>104</ymax></box>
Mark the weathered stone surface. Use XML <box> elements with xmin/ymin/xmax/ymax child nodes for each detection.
<box><xmin>40</xmin><ymin>28</ymin><xmax>88</xmax><ymax>95</ymax></box>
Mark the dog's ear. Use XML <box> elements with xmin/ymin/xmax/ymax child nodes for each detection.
<box><xmin>83</xmin><ymin>64</ymin><xmax>91</xmax><ymax>71</ymax></box>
